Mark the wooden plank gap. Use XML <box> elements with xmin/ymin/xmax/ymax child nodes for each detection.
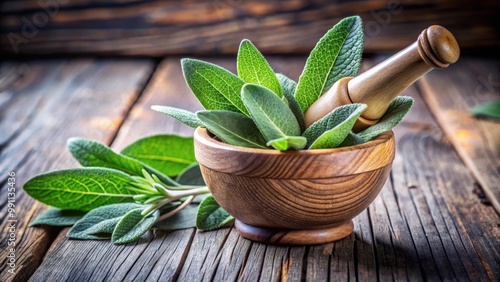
<box><xmin>106</xmin><ymin>58</ymin><xmax>162</xmax><ymax>146</ymax></box>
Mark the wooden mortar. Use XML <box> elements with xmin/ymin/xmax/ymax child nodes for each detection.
<box><xmin>304</xmin><ymin>25</ymin><xmax>460</xmax><ymax>131</ymax></box>
<box><xmin>194</xmin><ymin>127</ymin><xmax>395</xmax><ymax>245</ymax></box>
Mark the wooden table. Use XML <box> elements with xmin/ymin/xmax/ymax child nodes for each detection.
<box><xmin>1</xmin><ymin>56</ymin><xmax>499</xmax><ymax>281</ymax></box>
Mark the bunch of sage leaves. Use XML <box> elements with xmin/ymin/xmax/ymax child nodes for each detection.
<box><xmin>153</xmin><ymin>16</ymin><xmax>413</xmax><ymax>151</ymax></box>
<box><xmin>25</xmin><ymin>135</ymin><xmax>232</xmax><ymax>245</ymax></box>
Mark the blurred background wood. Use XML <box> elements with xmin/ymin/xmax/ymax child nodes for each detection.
<box><xmin>1</xmin><ymin>0</ymin><xmax>499</xmax><ymax>57</ymax></box>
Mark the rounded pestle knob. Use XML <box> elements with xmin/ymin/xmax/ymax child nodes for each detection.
<box><xmin>304</xmin><ymin>25</ymin><xmax>460</xmax><ymax>131</ymax></box>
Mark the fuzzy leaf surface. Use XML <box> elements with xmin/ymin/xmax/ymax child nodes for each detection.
<box><xmin>196</xmin><ymin>196</ymin><xmax>234</xmax><ymax>231</ymax></box>
<box><xmin>197</xmin><ymin>110</ymin><xmax>267</xmax><ymax>148</ymax></box>
<box><xmin>295</xmin><ymin>16</ymin><xmax>364</xmax><ymax>111</ymax></box>
<box><xmin>23</xmin><ymin>168</ymin><xmax>137</xmax><ymax>211</ymax></box>
<box><xmin>241</xmin><ymin>84</ymin><xmax>301</xmax><ymax>142</ymax></box>
<box><xmin>67</xmin><ymin>203</ymin><xmax>146</xmax><ymax>239</ymax></box>
<box><xmin>267</xmin><ymin>136</ymin><xmax>307</xmax><ymax>151</ymax></box>
<box><xmin>112</xmin><ymin>208</ymin><xmax>159</xmax><ymax>244</ymax></box>
<box><xmin>237</xmin><ymin>39</ymin><xmax>283</xmax><ymax>97</ymax></box>
<box><xmin>277</xmin><ymin>73</ymin><xmax>305</xmax><ymax>132</ymax></box>
<box><xmin>358</xmin><ymin>96</ymin><xmax>414</xmax><ymax>141</ymax></box>
<box><xmin>30</xmin><ymin>208</ymin><xmax>86</xmax><ymax>227</ymax></box>
<box><xmin>176</xmin><ymin>163</ymin><xmax>205</xmax><ymax>186</ymax></box>
<box><xmin>151</xmin><ymin>105</ymin><xmax>203</xmax><ymax>128</ymax></box>
<box><xmin>181</xmin><ymin>58</ymin><xmax>248</xmax><ymax>115</ymax></box>
<box><xmin>121</xmin><ymin>135</ymin><xmax>197</xmax><ymax>177</ymax></box>
<box><xmin>67</xmin><ymin>138</ymin><xmax>177</xmax><ymax>186</ymax></box>
<box><xmin>339</xmin><ymin>131</ymin><xmax>365</xmax><ymax>147</ymax></box>
<box><xmin>303</xmin><ymin>104</ymin><xmax>366</xmax><ymax>149</ymax></box>
<box><xmin>155</xmin><ymin>204</ymin><xmax>198</xmax><ymax>230</ymax></box>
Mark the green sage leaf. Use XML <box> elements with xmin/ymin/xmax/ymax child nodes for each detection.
<box><xmin>67</xmin><ymin>203</ymin><xmax>146</xmax><ymax>240</ymax></box>
<box><xmin>155</xmin><ymin>204</ymin><xmax>198</xmax><ymax>230</ymax></box>
<box><xmin>112</xmin><ymin>208</ymin><xmax>159</xmax><ymax>244</ymax></box>
<box><xmin>241</xmin><ymin>83</ymin><xmax>301</xmax><ymax>142</ymax></box>
<box><xmin>151</xmin><ymin>105</ymin><xmax>203</xmax><ymax>128</ymax></box>
<box><xmin>303</xmin><ymin>104</ymin><xmax>366</xmax><ymax>149</ymax></box>
<box><xmin>267</xmin><ymin>136</ymin><xmax>307</xmax><ymax>151</ymax></box>
<box><xmin>23</xmin><ymin>168</ymin><xmax>137</xmax><ymax>211</ymax></box>
<box><xmin>358</xmin><ymin>96</ymin><xmax>414</xmax><ymax>141</ymax></box>
<box><xmin>176</xmin><ymin>163</ymin><xmax>205</xmax><ymax>186</ymax></box>
<box><xmin>196</xmin><ymin>196</ymin><xmax>234</xmax><ymax>231</ymax></box>
<box><xmin>277</xmin><ymin>73</ymin><xmax>305</xmax><ymax>132</ymax></box>
<box><xmin>181</xmin><ymin>58</ymin><xmax>248</xmax><ymax>115</ymax></box>
<box><xmin>196</xmin><ymin>110</ymin><xmax>267</xmax><ymax>149</ymax></box>
<box><xmin>67</xmin><ymin>138</ymin><xmax>177</xmax><ymax>186</ymax></box>
<box><xmin>30</xmin><ymin>208</ymin><xmax>86</xmax><ymax>227</ymax></box>
<box><xmin>470</xmin><ymin>101</ymin><xmax>500</xmax><ymax>120</ymax></box>
<box><xmin>121</xmin><ymin>135</ymin><xmax>197</xmax><ymax>177</ymax></box>
<box><xmin>339</xmin><ymin>131</ymin><xmax>365</xmax><ymax>147</ymax></box>
<box><xmin>237</xmin><ymin>39</ymin><xmax>283</xmax><ymax>97</ymax></box>
<box><xmin>277</xmin><ymin>73</ymin><xmax>297</xmax><ymax>97</ymax></box>
<box><xmin>295</xmin><ymin>16</ymin><xmax>364</xmax><ymax>112</ymax></box>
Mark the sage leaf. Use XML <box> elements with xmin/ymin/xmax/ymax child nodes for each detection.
<box><xmin>339</xmin><ymin>131</ymin><xmax>365</xmax><ymax>147</ymax></box>
<box><xmin>181</xmin><ymin>58</ymin><xmax>248</xmax><ymax>115</ymax></box>
<box><xmin>68</xmin><ymin>138</ymin><xmax>145</xmax><ymax>176</ymax></box>
<box><xmin>237</xmin><ymin>39</ymin><xmax>283</xmax><ymax>97</ymax></box>
<box><xmin>112</xmin><ymin>208</ymin><xmax>159</xmax><ymax>244</ymax></box>
<box><xmin>30</xmin><ymin>208</ymin><xmax>86</xmax><ymax>227</ymax></box>
<box><xmin>23</xmin><ymin>168</ymin><xmax>137</xmax><ymax>211</ymax></box>
<box><xmin>241</xmin><ymin>84</ymin><xmax>301</xmax><ymax>142</ymax></box>
<box><xmin>151</xmin><ymin>105</ymin><xmax>203</xmax><ymax>128</ymax></box>
<box><xmin>277</xmin><ymin>73</ymin><xmax>297</xmax><ymax>97</ymax></box>
<box><xmin>295</xmin><ymin>16</ymin><xmax>364</xmax><ymax>112</ymax></box>
<box><xmin>196</xmin><ymin>196</ymin><xmax>234</xmax><ymax>231</ymax></box>
<box><xmin>67</xmin><ymin>203</ymin><xmax>146</xmax><ymax>240</ymax></box>
<box><xmin>67</xmin><ymin>138</ymin><xmax>177</xmax><ymax>186</ymax></box>
<box><xmin>470</xmin><ymin>101</ymin><xmax>500</xmax><ymax>120</ymax></box>
<box><xmin>176</xmin><ymin>163</ymin><xmax>205</xmax><ymax>186</ymax></box>
<box><xmin>155</xmin><ymin>204</ymin><xmax>198</xmax><ymax>230</ymax></box>
<box><xmin>277</xmin><ymin>73</ymin><xmax>305</xmax><ymax>132</ymax></box>
<box><xmin>358</xmin><ymin>96</ymin><xmax>414</xmax><ymax>141</ymax></box>
<box><xmin>196</xmin><ymin>110</ymin><xmax>267</xmax><ymax>149</ymax></box>
<box><xmin>121</xmin><ymin>135</ymin><xmax>197</xmax><ymax>177</ymax></box>
<box><xmin>267</xmin><ymin>136</ymin><xmax>307</xmax><ymax>151</ymax></box>
<box><xmin>303</xmin><ymin>104</ymin><xmax>366</xmax><ymax>149</ymax></box>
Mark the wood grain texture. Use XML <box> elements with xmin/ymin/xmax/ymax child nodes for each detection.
<box><xmin>305</xmin><ymin>25</ymin><xmax>460</xmax><ymax>129</ymax></box>
<box><xmin>378</xmin><ymin>63</ymin><xmax>500</xmax><ymax>280</ymax></box>
<box><xmin>0</xmin><ymin>59</ymin><xmax>154</xmax><ymax>282</ymax></box>
<box><xmin>418</xmin><ymin>58</ymin><xmax>500</xmax><ymax>214</ymax></box>
<box><xmin>1</xmin><ymin>0</ymin><xmax>499</xmax><ymax>56</ymax></box>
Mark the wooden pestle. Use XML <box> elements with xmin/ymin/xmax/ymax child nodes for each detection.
<box><xmin>304</xmin><ymin>25</ymin><xmax>460</xmax><ymax>131</ymax></box>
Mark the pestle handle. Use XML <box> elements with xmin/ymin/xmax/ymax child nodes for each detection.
<box><xmin>304</xmin><ymin>25</ymin><xmax>460</xmax><ymax>131</ymax></box>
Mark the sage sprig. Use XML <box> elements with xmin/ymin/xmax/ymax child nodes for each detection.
<box><xmin>27</xmin><ymin>136</ymin><xmax>212</xmax><ymax>245</ymax></box>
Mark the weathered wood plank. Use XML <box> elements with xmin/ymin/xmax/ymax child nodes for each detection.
<box><xmin>418</xmin><ymin>58</ymin><xmax>500</xmax><ymax>214</ymax></box>
<box><xmin>383</xmin><ymin>58</ymin><xmax>500</xmax><ymax>280</ymax></box>
<box><xmin>1</xmin><ymin>0</ymin><xmax>499</xmax><ymax>56</ymax></box>
<box><xmin>0</xmin><ymin>59</ymin><xmax>154</xmax><ymax>282</ymax></box>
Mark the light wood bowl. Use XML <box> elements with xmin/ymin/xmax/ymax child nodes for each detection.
<box><xmin>194</xmin><ymin>127</ymin><xmax>395</xmax><ymax>245</ymax></box>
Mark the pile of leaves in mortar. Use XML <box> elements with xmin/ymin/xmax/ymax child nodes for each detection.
<box><xmin>24</xmin><ymin>15</ymin><xmax>413</xmax><ymax>245</ymax></box>
<box><xmin>153</xmin><ymin>16</ymin><xmax>413</xmax><ymax>151</ymax></box>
